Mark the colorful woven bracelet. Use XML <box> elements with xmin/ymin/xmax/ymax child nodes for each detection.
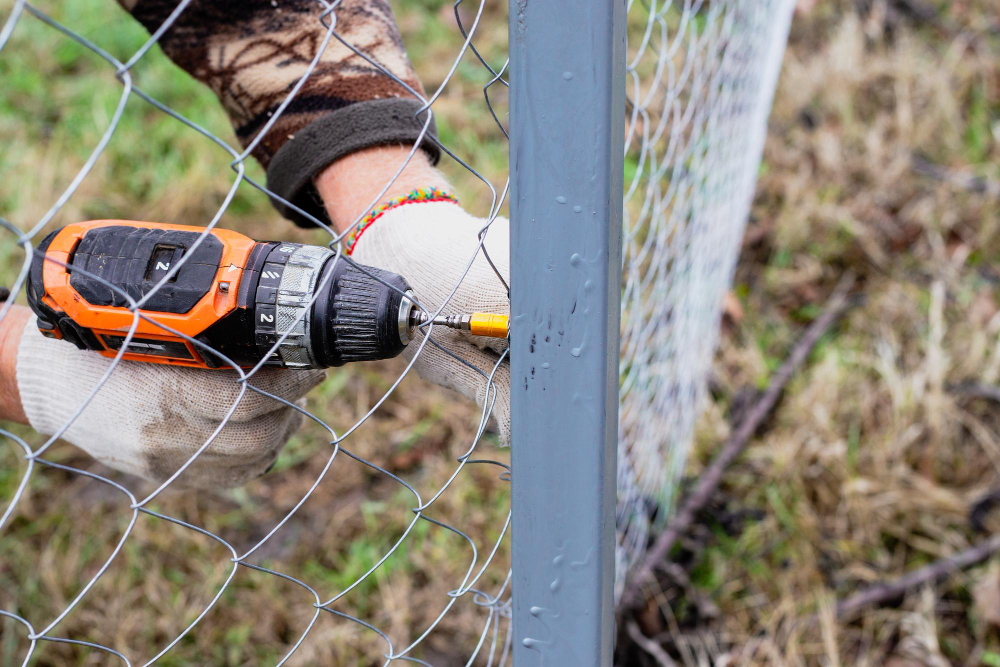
<box><xmin>344</xmin><ymin>187</ymin><xmax>459</xmax><ymax>255</ymax></box>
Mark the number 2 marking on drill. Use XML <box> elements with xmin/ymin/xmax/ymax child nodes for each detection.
<box><xmin>156</xmin><ymin>262</ymin><xmax>169</xmax><ymax>271</ymax></box>
<box><xmin>260</xmin><ymin>314</ymin><xmax>274</xmax><ymax>323</ymax></box>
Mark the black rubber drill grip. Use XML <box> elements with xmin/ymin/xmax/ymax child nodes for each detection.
<box><xmin>310</xmin><ymin>258</ymin><xmax>410</xmax><ymax>367</ymax></box>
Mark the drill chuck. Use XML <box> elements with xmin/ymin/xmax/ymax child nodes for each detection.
<box><xmin>221</xmin><ymin>240</ymin><xmax>416</xmax><ymax>368</ymax></box>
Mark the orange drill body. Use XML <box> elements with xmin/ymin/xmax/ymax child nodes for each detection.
<box><xmin>31</xmin><ymin>221</ymin><xmax>256</xmax><ymax>367</ymax></box>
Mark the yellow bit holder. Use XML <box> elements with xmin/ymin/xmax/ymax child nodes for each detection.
<box><xmin>469</xmin><ymin>313</ymin><xmax>509</xmax><ymax>338</ymax></box>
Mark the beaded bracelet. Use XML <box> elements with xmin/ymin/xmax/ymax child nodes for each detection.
<box><xmin>344</xmin><ymin>187</ymin><xmax>459</xmax><ymax>255</ymax></box>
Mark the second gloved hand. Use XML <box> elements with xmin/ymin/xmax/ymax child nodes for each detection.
<box><xmin>346</xmin><ymin>193</ymin><xmax>511</xmax><ymax>444</ymax></box>
<box><xmin>16</xmin><ymin>318</ymin><xmax>326</xmax><ymax>488</ymax></box>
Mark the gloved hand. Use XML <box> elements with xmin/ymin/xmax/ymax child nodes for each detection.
<box><xmin>15</xmin><ymin>318</ymin><xmax>325</xmax><ymax>488</ymax></box>
<box><xmin>347</xmin><ymin>196</ymin><xmax>511</xmax><ymax>444</ymax></box>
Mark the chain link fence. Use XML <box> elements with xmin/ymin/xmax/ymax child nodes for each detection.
<box><xmin>1</xmin><ymin>0</ymin><xmax>513</xmax><ymax>663</ymax></box>
<box><xmin>0</xmin><ymin>0</ymin><xmax>792</xmax><ymax>663</ymax></box>
<box><xmin>617</xmin><ymin>0</ymin><xmax>794</xmax><ymax>594</ymax></box>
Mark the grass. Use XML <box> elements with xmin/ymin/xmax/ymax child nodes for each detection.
<box><xmin>620</xmin><ymin>1</ymin><xmax>1000</xmax><ymax>664</ymax></box>
<box><xmin>2</xmin><ymin>0</ymin><xmax>999</xmax><ymax>664</ymax></box>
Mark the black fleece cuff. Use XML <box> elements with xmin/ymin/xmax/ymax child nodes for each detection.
<box><xmin>265</xmin><ymin>98</ymin><xmax>440</xmax><ymax>228</ymax></box>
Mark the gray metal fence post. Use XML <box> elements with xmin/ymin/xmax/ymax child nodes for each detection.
<box><xmin>508</xmin><ymin>0</ymin><xmax>625</xmax><ymax>664</ymax></box>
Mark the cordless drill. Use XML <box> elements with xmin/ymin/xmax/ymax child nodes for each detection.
<box><xmin>25</xmin><ymin>220</ymin><xmax>508</xmax><ymax>369</ymax></box>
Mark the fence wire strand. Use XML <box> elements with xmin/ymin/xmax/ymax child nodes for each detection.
<box><xmin>0</xmin><ymin>0</ymin><xmax>792</xmax><ymax>662</ymax></box>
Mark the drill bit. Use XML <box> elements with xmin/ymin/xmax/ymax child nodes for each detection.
<box><xmin>410</xmin><ymin>310</ymin><xmax>509</xmax><ymax>338</ymax></box>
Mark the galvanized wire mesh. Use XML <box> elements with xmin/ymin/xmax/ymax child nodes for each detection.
<box><xmin>616</xmin><ymin>0</ymin><xmax>794</xmax><ymax>593</ymax></box>
<box><xmin>0</xmin><ymin>0</ymin><xmax>513</xmax><ymax>663</ymax></box>
<box><xmin>0</xmin><ymin>0</ymin><xmax>794</xmax><ymax>662</ymax></box>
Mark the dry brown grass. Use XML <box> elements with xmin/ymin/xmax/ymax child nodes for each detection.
<box><xmin>623</xmin><ymin>1</ymin><xmax>1000</xmax><ymax>664</ymax></box>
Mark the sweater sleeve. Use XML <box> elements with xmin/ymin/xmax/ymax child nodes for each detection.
<box><xmin>119</xmin><ymin>0</ymin><xmax>439</xmax><ymax>226</ymax></box>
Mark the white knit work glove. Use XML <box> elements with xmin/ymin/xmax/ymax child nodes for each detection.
<box><xmin>347</xmin><ymin>196</ymin><xmax>511</xmax><ymax>443</ymax></box>
<box><xmin>16</xmin><ymin>318</ymin><xmax>325</xmax><ymax>488</ymax></box>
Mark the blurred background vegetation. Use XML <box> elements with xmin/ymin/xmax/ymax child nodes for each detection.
<box><xmin>0</xmin><ymin>0</ymin><xmax>998</xmax><ymax>664</ymax></box>
<box><xmin>628</xmin><ymin>0</ymin><xmax>1000</xmax><ymax>664</ymax></box>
